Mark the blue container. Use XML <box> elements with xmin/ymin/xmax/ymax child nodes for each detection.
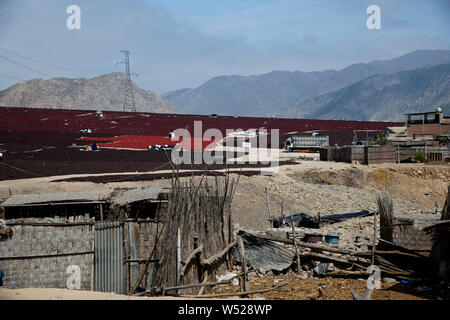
<box><xmin>325</xmin><ymin>233</ymin><xmax>340</xmax><ymax>244</ymax></box>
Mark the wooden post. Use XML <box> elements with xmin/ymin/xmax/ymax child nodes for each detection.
<box><xmin>176</xmin><ymin>228</ymin><xmax>182</xmax><ymax>292</ymax></box>
<box><xmin>99</xmin><ymin>203</ymin><xmax>103</xmax><ymax>221</ymax></box>
<box><xmin>227</xmin><ymin>212</ymin><xmax>233</xmax><ymax>266</ymax></box>
<box><xmin>237</xmin><ymin>235</ymin><xmax>249</xmax><ymax>295</ymax></box>
<box><xmin>291</xmin><ymin>214</ymin><xmax>301</xmax><ymax>274</ymax></box>
<box><xmin>265</xmin><ymin>187</ymin><xmax>272</xmax><ymax>227</ymax></box>
<box><xmin>371</xmin><ymin>212</ymin><xmax>377</xmax><ymax>265</ymax></box>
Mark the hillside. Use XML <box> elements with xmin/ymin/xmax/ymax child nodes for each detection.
<box><xmin>0</xmin><ymin>72</ymin><xmax>178</xmax><ymax>113</ymax></box>
<box><xmin>281</xmin><ymin>63</ymin><xmax>450</xmax><ymax>121</ymax></box>
<box><xmin>163</xmin><ymin>49</ymin><xmax>450</xmax><ymax>117</ymax></box>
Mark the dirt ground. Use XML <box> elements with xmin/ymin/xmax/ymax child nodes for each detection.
<box><xmin>208</xmin><ymin>274</ymin><xmax>448</xmax><ymax>300</ymax></box>
<box><xmin>0</xmin><ymin>287</ymin><xmax>185</xmax><ymax>300</ymax></box>
<box><xmin>1</xmin><ymin>275</ymin><xmax>446</xmax><ymax>300</ymax></box>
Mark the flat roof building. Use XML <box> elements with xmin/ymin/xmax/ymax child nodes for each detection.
<box><xmin>405</xmin><ymin>108</ymin><xmax>450</xmax><ymax>138</ymax></box>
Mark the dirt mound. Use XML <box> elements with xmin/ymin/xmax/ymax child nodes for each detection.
<box><xmin>292</xmin><ymin>167</ymin><xmax>369</xmax><ymax>188</ymax></box>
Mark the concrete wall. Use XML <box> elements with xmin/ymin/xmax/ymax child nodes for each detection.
<box><xmin>0</xmin><ymin>221</ymin><xmax>94</xmax><ymax>290</ymax></box>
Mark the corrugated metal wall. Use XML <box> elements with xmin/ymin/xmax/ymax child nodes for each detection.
<box><xmin>94</xmin><ymin>221</ymin><xmax>125</xmax><ymax>294</ymax></box>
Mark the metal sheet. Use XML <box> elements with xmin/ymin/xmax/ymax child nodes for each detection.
<box><xmin>94</xmin><ymin>221</ymin><xmax>125</xmax><ymax>294</ymax></box>
<box><xmin>238</xmin><ymin>231</ymin><xmax>295</xmax><ymax>272</ymax></box>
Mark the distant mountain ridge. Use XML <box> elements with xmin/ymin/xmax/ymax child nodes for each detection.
<box><xmin>281</xmin><ymin>63</ymin><xmax>450</xmax><ymax>121</ymax></box>
<box><xmin>0</xmin><ymin>72</ymin><xmax>178</xmax><ymax>113</ymax></box>
<box><xmin>163</xmin><ymin>49</ymin><xmax>450</xmax><ymax>118</ymax></box>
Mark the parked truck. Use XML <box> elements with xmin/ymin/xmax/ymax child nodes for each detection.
<box><xmin>285</xmin><ymin>134</ymin><xmax>329</xmax><ymax>152</ymax></box>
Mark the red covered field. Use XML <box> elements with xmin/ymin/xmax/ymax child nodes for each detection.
<box><xmin>0</xmin><ymin>107</ymin><xmax>401</xmax><ymax>180</ymax></box>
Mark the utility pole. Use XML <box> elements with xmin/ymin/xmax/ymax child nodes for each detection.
<box><xmin>119</xmin><ymin>50</ymin><xmax>136</xmax><ymax>112</ymax></box>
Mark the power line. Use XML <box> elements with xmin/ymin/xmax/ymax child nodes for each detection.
<box><xmin>0</xmin><ymin>72</ymin><xmax>26</xmax><ymax>82</ymax></box>
<box><xmin>0</xmin><ymin>54</ymin><xmax>53</xmax><ymax>78</ymax></box>
<box><xmin>0</xmin><ymin>47</ymin><xmax>117</xmax><ymax>72</ymax></box>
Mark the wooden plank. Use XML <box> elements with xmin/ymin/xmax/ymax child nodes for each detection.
<box><xmin>176</xmin><ymin>227</ymin><xmax>182</xmax><ymax>291</ymax></box>
<box><xmin>291</xmin><ymin>214</ymin><xmax>301</xmax><ymax>275</ymax></box>
<box><xmin>200</xmin><ymin>241</ymin><xmax>237</xmax><ymax>266</ymax></box>
<box><xmin>176</xmin><ymin>282</ymin><xmax>288</xmax><ymax>299</ymax></box>
<box><xmin>237</xmin><ymin>236</ymin><xmax>249</xmax><ymax>294</ymax></box>
<box><xmin>0</xmin><ymin>250</ymin><xmax>94</xmax><ymax>260</ymax></box>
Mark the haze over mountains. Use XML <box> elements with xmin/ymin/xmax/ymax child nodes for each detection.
<box><xmin>0</xmin><ymin>73</ymin><xmax>178</xmax><ymax>114</ymax></box>
<box><xmin>0</xmin><ymin>50</ymin><xmax>449</xmax><ymax>121</ymax></box>
<box><xmin>163</xmin><ymin>49</ymin><xmax>450</xmax><ymax>120</ymax></box>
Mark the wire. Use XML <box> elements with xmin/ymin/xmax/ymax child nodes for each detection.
<box><xmin>0</xmin><ymin>72</ymin><xmax>25</xmax><ymax>82</ymax></box>
<box><xmin>0</xmin><ymin>47</ymin><xmax>117</xmax><ymax>72</ymax></box>
<box><xmin>0</xmin><ymin>54</ymin><xmax>52</xmax><ymax>78</ymax></box>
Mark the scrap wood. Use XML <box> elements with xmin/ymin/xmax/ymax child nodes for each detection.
<box><xmin>251</xmin><ymin>232</ymin><xmax>355</xmax><ymax>255</ymax></box>
<box><xmin>355</xmin><ymin>250</ymin><xmax>424</xmax><ymax>259</ymax></box>
<box><xmin>175</xmin><ymin>282</ymin><xmax>288</xmax><ymax>299</ymax></box>
<box><xmin>200</xmin><ymin>240</ymin><xmax>237</xmax><ymax>267</ymax></box>
<box><xmin>0</xmin><ymin>227</ymin><xmax>13</xmax><ymax>238</ymax></box>
<box><xmin>135</xmin><ymin>271</ymin><xmax>255</xmax><ymax>296</ymax></box>
<box><xmin>301</xmin><ymin>252</ymin><xmax>368</xmax><ymax>270</ymax></box>
<box><xmin>181</xmin><ymin>244</ymin><xmax>204</xmax><ymax>276</ymax></box>
<box><xmin>197</xmin><ymin>270</ymin><xmax>208</xmax><ymax>296</ymax></box>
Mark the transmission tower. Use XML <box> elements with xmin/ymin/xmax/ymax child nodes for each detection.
<box><xmin>119</xmin><ymin>50</ymin><xmax>136</xmax><ymax>112</ymax></box>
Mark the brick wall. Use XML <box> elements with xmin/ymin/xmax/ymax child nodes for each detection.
<box><xmin>408</xmin><ymin>124</ymin><xmax>450</xmax><ymax>136</ymax></box>
<box><xmin>0</xmin><ymin>219</ymin><xmax>94</xmax><ymax>290</ymax></box>
<box><xmin>386</xmin><ymin>216</ymin><xmax>440</xmax><ymax>251</ymax></box>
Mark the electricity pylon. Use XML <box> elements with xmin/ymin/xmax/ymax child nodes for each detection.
<box><xmin>119</xmin><ymin>50</ymin><xmax>136</xmax><ymax>112</ymax></box>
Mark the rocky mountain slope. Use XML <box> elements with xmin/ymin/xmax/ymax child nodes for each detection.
<box><xmin>163</xmin><ymin>49</ymin><xmax>450</xmax><ymax>117</ymax></box>
<box><xmin>281</xmin><ymin>63</ymin><xmax>450</xmax><ymax>121</ymax></box>
<box><xmin>0</xmin><ymin>72</ymin><xmax>178</xmax><ymax>113</ymax></box>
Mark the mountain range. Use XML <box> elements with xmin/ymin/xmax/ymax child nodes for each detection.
<box><xmin>0</xmin><ymin>72</ymin><xmax>178</xmax><ymax>113</ymax></box>
<box><xmin>282</xmin><ymin>63</ymin><xmax>450</xmax><ymax>121</ymax></box>
<box><xmin>0</xmin><ymin>49</ymin><xmax>449</xmax><ymax>121</ymax></box>
<box><xmin>162</xmin><ymin>49</ymin><xmax>450</xmax><ymax>120</ymax></box>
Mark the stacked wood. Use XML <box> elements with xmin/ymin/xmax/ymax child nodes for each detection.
<box><xmin>247</xmin><ymin>231</ymin><xmax>428</xmax><ymax>279</ymax></box>
<box><xmin>151</xmin><ymin>172</ymin><xmax>238</xmax><ymax>295</ymax></box>
<box><xmin>378</xmin><ymin>194</ymin><xmax>394</xmax><ymax>242</ymax></box>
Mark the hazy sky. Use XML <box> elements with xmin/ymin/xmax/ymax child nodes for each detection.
<box><xmin>0</xmin><ymin>0</ymin><xmax>449</xmax><ymax>94</ymax></box>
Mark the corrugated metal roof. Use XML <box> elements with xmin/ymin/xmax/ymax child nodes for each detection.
<box><xmin>1</xmin><ymin>189</ymin><xmax>114</xmax><ymax>207</ymax></box>
<box><xmin>0</xmin><ymin>187</ymin><xmax>163</xmax><ymax>207</ymax></box>
<box><xmin>239</xmin><ymin>230</ymin><xmax>295</xmax><ymax>272</ymax></box>
<box><xmin>109</xmin><ymin>186</ymin><xmax>162</xmax><ymax>206</ymax></box>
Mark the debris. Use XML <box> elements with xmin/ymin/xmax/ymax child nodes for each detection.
<box><xmin>297</xmin><ymin>271</ymin><xmax>309</xmax><ymax>280</ymax></box>
<box><xmin>216</xmin><ymin>272</ymin><xmax>239</xmax><ymax>285</ymax></box>
<box><xmin>257</xmin><ymin>267</ymin><xmax>266</xmax><ymax>275</ymax></box>
<box><xmin>312</xmin><ymin>263</ymin><xmax>334</xmax><ymax>277</ymax></box>
<box><xmin>352</xmin><ymin>288</ymin><xmax>373</xmax><ymax>300</ymax></box>
<box><xmin>177</xmin><ymin>282</ymin><xmax>288</xmax><ymax>299</ymax></box>
<box><xmin>415</xmin><ymin>286</ymin><xmax>432</xmax><ymax>292</ymax></box>
<box><xmin>0</xmin><ymin>270</ymin><xmax>5</xmax><ymax>286</ymax></box>
<box><xmin>238</xmin><ymin>230</ymin><xmax>295</xmax><ymax>272</ymax></box>
<box><xmin>382</xmin><ymin>277</ymin><xmax>397</xmax><ymax>283</ymax></box>
<box><xmin>318</xmin><ymin>284</ymin><xmax>327</xmax><ymax>298</ymax></box>
<box><xmin>271</xmin><ymin>210</ymin><xmax>373</xmax><ymax>229</ymax></box>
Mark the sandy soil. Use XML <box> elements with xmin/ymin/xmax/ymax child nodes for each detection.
<box><xmin>0</xmin><ymin>287</ymin><xmax>185</xmax><ymax>300</ymax></box>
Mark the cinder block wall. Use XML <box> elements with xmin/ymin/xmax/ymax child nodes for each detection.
<box><xmin>0</xmin><ymin>223</ymin><xmax>94</xmax><ymax>290</ymax></box>
<box><xmin>389</xmin><ymin>217</ymin><xmax>436</xmax><ymax>251</ymax></box>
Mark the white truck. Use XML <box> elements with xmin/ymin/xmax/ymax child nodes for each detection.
<box><xmin>285</xmin><ymin>134</ymin><xmax>329</xmax><ymax>152</ymax></box>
